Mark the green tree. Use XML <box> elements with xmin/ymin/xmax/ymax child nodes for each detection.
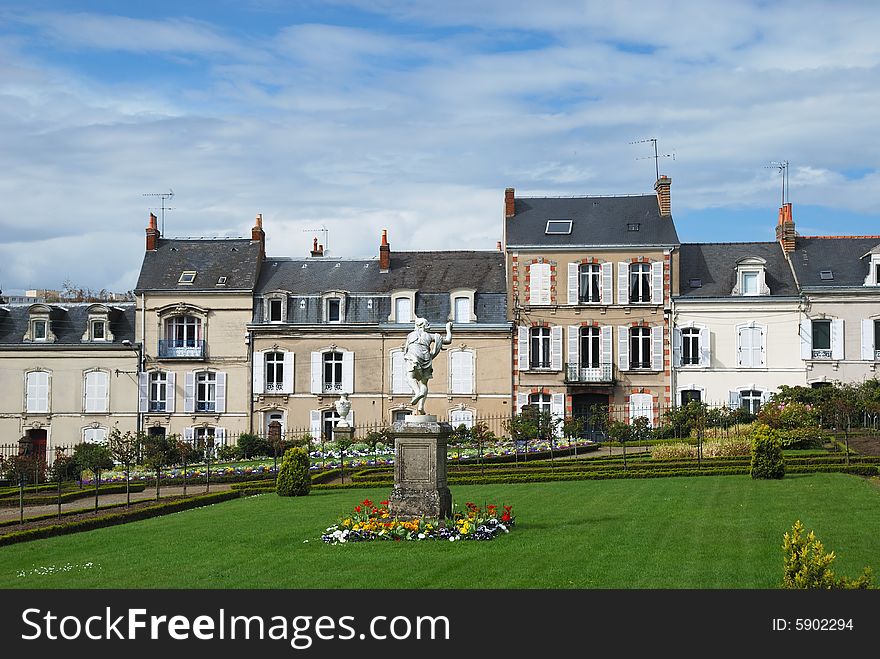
<box><xmin>334</xmin><ymin>432</ymin><xmax>354</xmax><ymax>484</ymax></box>
<box><xmin>73</xmin><ymin>442</ymin><xmax>114</xmax><ymax>513</ymax></box>
<box><xmin>750</xmin><ymin>424</ymin><xmax>785</xmax><ymax>479</ymax></box>
<box><xmin>607</xmin><ymin>421</ymin><xmax>631</xmax><ymax>468</ymax></box>
<box><xmin>175</xmin><ymin>438</ymin><xmax>198</xmax><ymax>496</ymax></box>
<box><xmin>276</xmin><ymin>447</ymin><xmax>311</xmax><ymax>497</ymax></box>
<box><xmin>108</xmin><ymin>427</ymin><xmax>142</xmax><ymax>507</ymax></box>
<box><xmin>142</xmin><ymin>433</ymin><xmax>181</xmax><ymax>500</ymax></box>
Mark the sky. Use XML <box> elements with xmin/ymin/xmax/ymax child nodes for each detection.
<box><xmin>2</xmin><ymin>0</ymin><xmax>880</xmax><ymax>295</ymax></box>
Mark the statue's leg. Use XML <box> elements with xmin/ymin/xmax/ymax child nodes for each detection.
<box><xmin>415</xmin><ymin>381</ymin><xmax>428</xmax><ymax>414</ymax></box>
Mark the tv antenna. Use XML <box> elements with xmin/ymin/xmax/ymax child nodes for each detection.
<box><xmin>302</xmin><ymin>225</ymin><xmax>329</xmax><ymax>254</ymax></box>
<box><xmin>630</xmin><ymin>137</ymin><xmax>675</xmax><ymax>180</ymax></box>
<box><xmin>143</xmin><ymin>189</ymin><xmax>175</xmax><ymax>234</ymax></box>
<box><xmin>764</xmin><ymin>161</ymin><xmax>789</xmax><ymax>205</ymax></box>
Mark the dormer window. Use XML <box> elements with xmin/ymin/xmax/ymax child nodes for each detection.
<box><xmin>33</xmin><ymin>319</ymin><xmax>48</xmax><ymax>341</ymax></box>
<box><xmin>862</xmin><ymin>253</ymin><xmax>880</xmax><ymax>286</ymax></box>
<box><xmin>449</xmin><ymin>288</ymin><xmax>477</xmax><ymax>323</ymax></box>
<box><xmin>24</xmin><ymin>304</ymin><xmax>56</xmax><ymax>343</ymax></box>
<box><xmin>323</xmin><ymin>292</ymin><xmax>347</xmax><ymax>324</ymax></box>
<box><xmin>82</xmin><ymin>304</ymin><xmax>115</xmax><ymax>343</ymax></box>
<box><xmin>92</xmin><ymin>320</ymin><xmax>106</xmax><ymax>340</ymax></box>
<box><xmin>389</xmin><ymin>290</ymin><xmax>417</xmax><ymax>324</ymax></box>
<box><xmin>733</xmin><ymin>257</ymin><xmax>769</xmax><ymax>296</ymax></box>
<box><xmin>742</xmin><ymin>271</ymin><xmax>759</xmax><ymax>295</ymax></box>
<box><xmin>178</xmin><ymin>271</ymin><xmax>197</xmax><ymax>285</ymax></box>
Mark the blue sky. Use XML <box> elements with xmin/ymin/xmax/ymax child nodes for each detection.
<box><xmin>2</xmin><ymin>0</ymin><xmax>880</xmax><ymax>294</ymax></box>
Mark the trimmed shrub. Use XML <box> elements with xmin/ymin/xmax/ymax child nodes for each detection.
<box><xmin>750</xmin><ymin>424</ymin><xmax>785</xmax><ymax>479</ymax></box>
<box><xmin>276</xmin><ymin>447</ymin><xmax>311</xmax><ymax>497</ymax></box>
<box><xmin>777</xmin><ymin>427</ymin><xmax>830</xmax><ymax>450</ymax></box>
<box><xmin>782</xmin><ymin>520</ymin><xmax>874</xmax><ymax>589</ymax></box>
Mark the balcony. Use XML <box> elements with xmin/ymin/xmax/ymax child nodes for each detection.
<box><xmin>564</xmin><ymin>362</ymin><xmax>615</xmax><ymax>384</ymax></box>
<box><xmin>811</xmin><ymin>349</ymin><xmax>832</xmax><ymax>360</ymax></box>
<box><xmin>158</xmin><ymin>339</ymin><xmax>205</xmax><ymax>359</ymax></box>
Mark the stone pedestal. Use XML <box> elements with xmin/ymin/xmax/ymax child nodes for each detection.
<box><xmin>332</xmin><ymin>425</ymin><xmax>354</xmax><ymax>444</ymax></box>
<box><xmin>389</xmin><ymin>416</ymin><xmax>452</xmax><ymax>519</ymax></box>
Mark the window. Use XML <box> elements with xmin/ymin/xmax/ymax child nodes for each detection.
<box><xmin>742</xmin><ymin>271</ymin><xmax>759</xmax><ymax>295</ymax></box>
<box><xmin>268</xmin><ymin>299</ymin><xmax>283</xmax><ymax>323</ymax></box>
<box><xmin>579</xmin><ymin>327</ymin><xmax>600</xmax><ymax>369</ymax></box>
<box><xmin>266</xmin><ymin>351</ymin><xmax>284</xmax><ymax>392</ymax></box>
<box><xmin>629</xmin><ymin>263</ymin><xmax>651</xmax><ymax>302</ymax></box>
<box><xmin>449</xmin><ymin>408</ymin><xmax>474</xmax><ymax>429</ymax></box>
<box><xmin>178</xmin><ymin>271</ymin><xmax>197</xmax><ymax>284</ymax></box>
<box><xmin>196</xmin><ymin>371</ymin><xmax>216</xmax><ymax>412</ymax></box>
<box><xmin>630</xmin><ymin>327</ymin><xmax>651</xmax><ymax>369</ymax></box>
<box><xmin>528</xmin><ymin>393</ymin><xmax>551</xmax><ymax>415</ymax></box>
<box><xmin>323</xmin><ymin>351</ymin><xmax>344</xmax><ymax>393</ymax></box>
<box><xmin>626</xmin><ymin>223</ymin><xmax>640</xmax><ymax>232</ymax></box>
<box><xmin>689</xmin><ymin>279</ymin><xmax>702</xmax><ymax>288</ymax></box>
<box><xmin>26</xmin><ymin>371</ymin><xmax>49</xmax><ymax>413</ymax></box>
<box><xmin>740</xmin><ymin>390</ymin><xmax>763</xmax><ymax>415</ymax></box>
<box><xmin>737</xmin><ymin>324</ymin><xmax>765</xmax><ymax>368</ymax></box>
<box><xmin>819</xmin><ymin>271</ymin><xmax>833</xmax><ymax>281</ymax></box>
<box><xmin>194</xmin><ymin>427</ymin><xmax>216</xmax><ymax>449</ymax></box>
<box><xmin>395</xmin><ymin>297</ymin><xmax>412</xmax><ymax>324</ymax></box>
<box><xmin>217</xmin><ymin>276</ymin><xmax>227</xmax><ymax>286</ymax></box>
<box><xmin>322</xmin><ymin>409</ymin><xmax>342</xmax><ymax>441</ymax></box>
<box><xmin>83</xmin><ymin>427</ymin><xmax>107</xmax><ymax>443</ymax></box>
<box><xmin>165</xmin><ymin>316</ymin><xmax>200</xmax><ymax>346</ymax></box>
<box><xmin>453</xmin><ymin>296</ymin><xmax>471</xmax><ymax>323</ymax></box>
<box><xmin>327</xmin><ymin>298</ymin><xmax>342</xmax><ymax>323</ymax></box>
<box><xmin>528</xmin><ymin>263</ymin><xmax>551</xmax><ymax>305</ymax></box>
<box><xmin>32</xmin><ymin>319</ymin><xmax>47</xmax><ymax>341</ymax></box>
<box><xmin>681</xmin><ymin>328</ymin><xmax>700</xmax><ymax>366</ymax></box>
<box><xmin>449</xmin><ymin>350</ymin><xmax>474</xmax><ymax>395</ymax></box>
<box><xmin>530</xmin><ymin>327</ymin><xmax>551</xmax><ymax>368</ymax></box>
<box><xmin>680</xmin><ymin>389</ymin><xmax>702</xmax><ymax>405</ymax></box>
<box><xmin>579</xmin><ymin>264</ymin><xmax>601</xmax><ymax>303</ymax></box>
<box><xmin>84</xmin><ymin>371</ymin><xmax>108</xmax><ymax>413</ymax></box>
<box><xmin>149</xmin><ymin>371</ymin><xmax>167</xmax><ymax>412</ymax></box>
<box><xmin>545</xmin><ymin>220</ymin><xmax>572</xmax><ymax>234</ymax></box>
<box><xmin>811</xmin><ymin>320</ymin><xmax>831</xmax><ymax>359</ymax></box>
<box><xmin>392</xmin><ymin>409</ymin><xmax>411</xmax><ymax>424</ymax></box>
<box><xmin>876</xmin><ymin>263</ymin><xmax>880</xmax><ymax>285</ymax></box>
<box><xmin>91</xmin><ymin>320</ymin><xmax>106</xmax><ymax>340</ymax></box>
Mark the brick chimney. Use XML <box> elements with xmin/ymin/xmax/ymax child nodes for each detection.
<box><xmin>497</xmin><ymin>240</ymin><xmax>503</xmax><ymax>251</ymax></box>
<box><xmin>251</xmin><ymin>214</ymin><xmax>265</xmax><ymax>259</ymax></box>
<box><xmin>145</xmin><ymin>212</ymin><xmax>160</xmax><ymax>251</ymax></box>
<box><xmin>379</xmin><ymin>229</ymin><xmax>390</xmax><ymax>273</ymax></box>
<box><xmin>776</xmin><ymin>202</ymin><xmax>796</xmax><ymax>254</ymax></box>
<box><xmin>505</xmin><ymin>187</ymin><xmax>516</xmax><ymax>218</ymax></box>
<box><xmin>654</xmin><ymin>176</ymin><xmax>672</xmax><ymax>216</ymax></box>
<box><xmin>310</xmin><ymin>237</ymin><xmax>324</xmax><ymax>257</ymax></box>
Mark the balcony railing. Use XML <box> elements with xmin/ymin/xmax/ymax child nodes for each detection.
<box><xmin>811</xmin><ymin>348</ymin><xmax>832</xmax><ymax>360</ymax></box>
<box><xmin>158</xmin><ymin>339</ymin><xmax>205</xmax><ymax>359</ymax></box>
<box><xmin>564</xmin><ymin>362</ymin><xmax>615</xmax><ymax>384</ymax></box>
<box><xmin>875</xmin><ymin>349</ymin><xmax>880</xmax><ymax>361</ymax></box>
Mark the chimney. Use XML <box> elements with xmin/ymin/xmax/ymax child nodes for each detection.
<box><xmin>505</xmin><ymin>187</ymin><xmax>516</xmax><ymax>218</ymax></box>
<box><xmin>145</xmin><ymin>212</ymin><xmax>160</xmax><ymax>251</ymax></box>
<box><xmin>251</xmin><ymin>214</ymin><xmax>265</xmax><ymax>259</ymax></box>
<box><xmin>310</xmin><ymin>237</ymin><xmax>324</xmax><ymax>257</ymax></box>
<box><xmin>379</xmin><ymin>229</ymin><xmax>390</xmax><ymax>273</ymax></box>
<box><xmin>496</xmin><ymin>240</ymin><xmax>503</xmax><ymax>252</ymax></box>
<box><xmin>654</xmin><ymin>176</ymin><xmax>672</xmax><ymax>216</ymax></box>
<box><xmin>776</xmin><ymin>202</ymin><xmax>796</xmax><ymax>254</ymax></box>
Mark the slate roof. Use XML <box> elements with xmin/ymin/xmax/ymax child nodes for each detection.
<box><xmin>135</xmin><ymin>238</ymin><xmax>263</xmax><ymax>292</ymax></box>
<box><xmin>788</xmin><ymin>236</ymin><xmax>880</xmax><ymax>288</ymax></box>
<box><xmin>505</xmin><ymin>194</ymin><xmax>680</xmax><ymax>247</ymax></box>
<box><xmin>0</xmin><ymin>304</ymin><xmax>136</xmax><ymax>345</ymax></box>
<box><xmin>677</xmin><ymin>242</ymin><xmax>799</xmax><ymax>298</ymax></box>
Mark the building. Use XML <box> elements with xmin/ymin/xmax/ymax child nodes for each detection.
<box><xmin>503</xmin><ymin>177</ymin><xmax>680</xmax><ymax>427</ymax></box>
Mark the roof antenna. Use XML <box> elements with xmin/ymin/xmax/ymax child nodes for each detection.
<box><xmin>143</xmin><ymin>189</ymin><xmax>175</xmax><ymax>234</ymax></box>
<box><xmin>765</xmin><ymin>161</ymin><xmax>789</xmax><ymax>205</ymax></box>
<box><xmin>302</xmin><ymin>225</ymin><xmax>329</xmax><ymax>255</ymax></box>
<box><xmin>630</xmin><ymin>137</ymin><xmax>675</xmax><ymax>181</ymax></box>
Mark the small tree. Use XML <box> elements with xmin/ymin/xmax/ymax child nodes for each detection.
<box><xmin>108</xmin><ymin>428</ymin><xmax>142</xmax><ymax>507</ymax></box>
<box><xmin>449</xmin><ymin>424</ymin><xmax>471</xmax><ymax>467</ymax></box>
<box><xmin>73</xmin><ymin>442</ymin><xmax>114</xmax><ymax>513</ymax></box>
<box><xmin>276</xmin><ymin>447</ymin><xmax>311</xmax><ymax>497</ymax></box>
<box><xmin>782</xmin><ymin>520</ymin><xmax>873</xmax><ymax>589</ymax></box>
<box><xmin>607</xmin><ymin>421</ymin><xmax>631</xmax><ymax>469</ymax></box>
<box><xmin>364</xmin><ymin>429</ymin><xmax>391</xmax><ymax>466</ymax></box>
<box><xmin>176</xmin><ymin>438</ymin><xmax>198</xmax><ymax>496</ymax></box>
<box><xmin>142</xmin><ymin>433</ymin><xmax>181</xmax><ymax>500</ymax></box>
<box><xmin>562</xmin><ymin>416</ymin><xmax>585</xmax><ymax>457</ymax></box>
<box><xmin>334</xmin><ymin>433</ymin><xmax>354</xmax><ymax>484</ymax></box>
<box><xmin>470</xmin><ymin>422</ymin><xmax>495</xmax><ymax>477</ymax></box>
<box><xmin>750</xmin><ymin>424</ymin><xmax>785</xmax><ymax>479</ymax></box>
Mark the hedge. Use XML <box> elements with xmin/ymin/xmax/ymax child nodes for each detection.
<box><xmin>0</xmin><ymin>482</ymin><xmax>148</xmax><ymax>507</ymax></box>
<box><xmin>0</xmin><ymin>500</ymin><xmax>133</xmax><ymax>529</ymax></box>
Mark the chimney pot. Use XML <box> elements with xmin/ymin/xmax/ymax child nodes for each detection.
<box><xmin>251</xmin><ymin>213</ymin><xmax>266</xmax><ymax>259</ymax></box>
<box><xmin>145</xmin><ymin>212</ymin><xmax>160</xmax><ymax>251</ymax></box>
<box><xmin>379</xmin><ymin>229</ymin><xmax>391</xmax><ymax>272</ymax></box>
<box><xmin>505</xmin><ymin>188</ymin><xmax>516</xmax><ymax>218</ymax></box>
<box><xmin>776</xmin><ymin>202</ymin><xmax>796</xmax><ymax>254</ymax></box>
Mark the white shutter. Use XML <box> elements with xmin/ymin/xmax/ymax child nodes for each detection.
<box><xmin>341</xmin><ymin>350</ymin><xmax>354</xmax><ymax>393</ymax></box>
<box><xmin>699</xmin><ymin>327</ymin><xmax>711</xmax><ymax>367</ymax></box>
<box><xmin>310</xmin><ymin>351</ymin><xmax>322</xmax><ymax>394</ymax></box>
<box><xmin>629</xmin><ymin>393</ymin><xmax>653</xmax><ymax>427</ymax></box>
<box><xmin>831</xmin><ymin>319</ymin><xmax>845</xmax><ymax>360</ymax></box>
<box><xmin>345</xmin><ymin>408</ymin><xmax>354</xmax><ymax>426</ymax></box>
<box><xmin>672</xmin><ymin>328</ymin><xmax>682</xmax><ymax>368</ymax></box>
<box><xmin>568</xmin><ymin>326</ymin><xmax>579</xmax><ymax>370</ymax></box>
<box><xmin>138</xmin><ymin>372</ymin><xmax>149</xmax><ymax>413</ymax></box>
<box><xmin>253</xmin><ymin>350</ymin><xmax>265</xmax><ymax>395</ymax></box>
<box><xmin>862</xmin><ymin>319</ymin><xmax>875</xmax><ymax>360</ymax></box>
<box><xmin>529</xmin><ymin>263</ymin><xmax>551</xmax><ymax>305</ymax></box>
<box><xmin>517</xmin><ymin>326</ymin><xmax>529</xmax><ymax>371</ymax></box>
<box><xmin>450</xmin><ymin>351</ymin><xmax>474</xmax><ymax>395</ymax></box>
<box><xmin>183</xmin><ymin>427</ymin><xmax>194</xmax><ymax>442</ymax></box>
<box><xmin>601</xmin><ymin>262</ymin><xmax>613</xmax><ymax>304</ymax></box>
<box><xmin>652</xmin><ymin>261</ymin><xmax>663</xmax><ymax>305</ymax></box>
<box><xmin>551</xmin><ymin>325</ymin><xmax>563</xmax><ymax>371</ymax></box>
<box><xmin>800</xmin><ymin>319</ymin><xmax>812</xmax><ymax>360</ymax></box>
<box><xmin>165</xmin><ymin>372</ymin><xmax>176</xmax><ymax>413</ymax></box>
<box><xmin>601</xmin><ymin>326</ymin><xmax>612</xmax><ymax>369</ymax></box>
<box><xmin>618</xmin><ymin>326</ymin><xmax>630</xmax><ymax>371</ymax></box>
<box><xmin>617</xmin><ymin>262</ymin><xmax>629</xmax><ymax>305</ymax></box>
<box><xmin>757</xmin><ymin>326</ymin><xmax>766</xmax><ymax>367</ymax></box>
<box><xmin>568</xmin><ymin>262</ymin><xmax>579</xmax><ymax>305</ymax></box>
<box><xmin>391</xmin><ymin>350</ymin><xmax>407</xmax><ymax>394</ymax></box>
<box><xmin>728</xmin><ymin>390</ymin><xmax>740</xmax><ymax>408</ymax></box>
<box><xmin>215</xmin><ymin>427</ymin><xmax>226</xmax><ymax>446</ymax></box>
<box><xmin>184</xmin><ymin>372</ymin><xmax>195</xmax><ymax>413</ymax></box>
<box><xmin>652</xmin><ymin>326</ymin><xmax>663</xmax><ymax>371</ymax></box>
<box><xmin>760</xmin><ymin>390</ymin><xmax>772</xmax><ymax>404</ymax></box>
<box><xmin>215</xmin><ymin>372</ymin><xmax>226</xmax><ymax>413</ymax></box>
<box><xmin>736</xmin><ymin>327</ymin><xmax>745</xmax><ymax>367</ymax></box>
<box><xmin>282</xmin><ymin>352</ymin><xmax>294</xmax><ymax>394</ymax></box>
<box><xmin>516</xmin><ymin>392</ymin><xmax>529</xmax><ymax>413</ymax></box>
<box><xmin>309</xmin><ymin>410</ymin><xmax>322</xmax><ymax>437</ymax></box>
<box><xmin>551</xmin><ymin>393</ymin><xmax>565</xmax><ymax>435</ymax></box>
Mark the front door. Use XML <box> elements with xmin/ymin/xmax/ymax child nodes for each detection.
<box><xmin>572</xmin><ymin>393</ymin><xmax>609</xmax><ymax>439</ymax></box>
<box><xmin>23</xmin><ymin>428</ymin><xmax>48</xmax><ymax>461</ymax></box>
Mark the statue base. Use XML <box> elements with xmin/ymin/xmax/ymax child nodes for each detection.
<box><xmin>389</xmin><ymin>419</ymin><xmax>452</xmax><ymax>519</ymax></box>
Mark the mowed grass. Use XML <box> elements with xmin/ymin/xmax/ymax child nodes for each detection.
<box><xmin>1</xmin><ymin>474</ymin><xmax>878</xmax><ymax>589</ymax></box>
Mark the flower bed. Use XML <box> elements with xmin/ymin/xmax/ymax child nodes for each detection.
<box><xmin>322</xmin><ymin>499</ymin><xmax>515</xmax><ymax>544</ymax></box>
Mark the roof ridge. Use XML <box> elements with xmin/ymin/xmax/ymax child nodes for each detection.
<box><xmin>517</xmin><ymin>193</ymin><xmax>655</xmax><ymax>200</ymax></box>
<box><xmin>800</xmin><ymin>235</ymin><xmax>880</xmax><ymax>240</ymax></box>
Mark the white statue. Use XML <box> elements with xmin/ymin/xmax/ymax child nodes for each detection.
<box><xmin>404</xmin><ymin>317</ymin><xmax>453</xmax><ymax>415</ymax></box>
<box><xmin>335</xmin><ymin>392</ymin><xmax>351</xmax><ymax>427</ymax></box>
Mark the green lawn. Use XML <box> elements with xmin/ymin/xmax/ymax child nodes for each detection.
<box><xmin>1</xmin><ymin>473</ymin><xmax>878</xmax><ymax>589</ymax></box>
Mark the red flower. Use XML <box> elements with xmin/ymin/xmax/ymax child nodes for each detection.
<box><xmin>354</xmin><ymin>505</ymin><xmax>362</xmax><ymax>513</ymax></box>
<box><xmin>501</xmin><ymin>512</ymin><xmax>512</xmax><ymax>522</ymax></box>
<box><xmin>380</xmin><ymin>500</ymin><xmax>390</xmax><ymax>506</ymax></box>
<box><xmin>362</xmin><ymin>498</ymin><xmax>373</xmax><ymax>507</ymax></box>
<box><xmin>371</xmin><ymin>507</ymin><xmax>379</xmax><ymax>514</ymax></box>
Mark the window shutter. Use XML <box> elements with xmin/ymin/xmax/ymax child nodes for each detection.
<box><xmin>760</xmin><ymin>390</ymin><xmax>772</xmax><ymax>404</ymax></box>
<box><xmin>601</xmin><ymin>326</ymin><xmax>612</xmax><ymax>368</ymax></box>
<box><xmin>517</xmin><ymin>326</ymin><xmax>529</xmax><ymax>371</ymax></box>
<box><xmin>551</xmin><ymin>326</ymin><xmax>563</xmax><ymax>371</ymax></box>
<box><xmin>529</xmin><ymin>263</ymin><xmax>551</xmax><ymax>305</ymax></box>
<box><xmin>629</xmin><ymin>393</ymin><xmax>653</xmax><ymax>427</ymax></box>
<box><xmin>699</xmin><ymin>327</ymin><xmax>711</xmax><ymax>367</ymax></box>
<box><xmin>652</xmin><ymin>261</ymin><xmax>663</xmax><ymax>305</ymax></box>
<box><xmin>184</xmin><ymin>372</ymin><xmax>195</xmax><ymax>413</ymax></box>
<box><xmin>652</xmin><ymin>326</ymin><xmax>663</xmax><ymax>371</ymax></box>
<box><xmin>672</xmin><ymin>328</ymin><xmax>682</xmax><ymax>368</ymax></box>
<box><xmin>728</xmin><ymin>390</ymin><xmax>740</xmax><ymax>408</ymax></box>
<box><xmin>391</xmin><ymin>350</ymin><xmax>406</xmax><ymax>394</ymax></box>
<box><xmin>617</xmin><ymin>262</ymin><xmax>629</xmax><ymax>305</ymax></box>
<box><xmin>831</xmin><ymin>319</ymin><xmax>844</xmax><ymax>360</ymax></box>
<box><xmin>215</xmin><ymin>372</ymin><xmax>226</xmax><ymax>413</ymax></box>
<box><xmin>551</xmin><ymin>393</ymin><xmax>565</xmax><ymax>435</ymax></box>
<box><xmin>215</xmin><ymin>427</ymin><xmax>226</xmax><ymax>446</ymax></box>
<box><xmin>800</xmin><ymin>319</ymin><xmax>812</xmax><ymax>360</ymax></box>
<box><xmin>456</xmin><ymin>351</ymin><xmax>474</xmax><ymax>394</ymax></box>
<box><xmin>516</xmin><ymin>392</ymin><xmax>529</xmax><ymax>413</ymax></box>
<box><xmin>567</xmin><ymin>326</ymin><xmax>579</xmax><ymax>370</ymax></box>
<box><xmin>282</xmin><ymin>352</ymin><xmax>294</xmax><ymax>393</ymax></box>
<box><xmin>757</xmin><ymin>326</ymin><xmax>766</xmax><ymax>367</ymax></box>
<box><xmin>601</xmin><ymin>262</ymin><xmax>613</xmax><ymax>304</ymax></box>
<box><xmin>618</xmin><ymin>327</ymin><xmax>630</xmax><ymax>371</ymax></box>
<box><xmin>345</xmin><ymin>409</ymin><xmax>354</xmax><ymax>426</ymax></box>
<box><xmin>183</xmin><ymin>427</ymin><xmax>194</xmax><ymax>442</ymax></box>
<box><xmin>342</xmin><ymin>350</ymin><xmax>354</xmax><ymax>393</ymax></box>
<box><xmin>862</xmin><ymin>319</ymin><xmax>875</xmax><ymax>360</ymax></box>
<box><xmin>310</xmin><ymin>352</ymin><xmax>322</xmax><ymax>394</ymax></box>
<box><xmin>253</xmin><ymin>350</ymin><xmax>265</xmax><ymax>395</ymax></box>
<box><xmin>568</xmin><ymin>262</ymin><xmax>578</xmax><ymax>304</ymax></box>
<box><xmin>309</xmin><ymin>410</ymin><xmax>322</xmax><ymax>437</ymax></box>
<box><xmin>165</xmin><ymin>372</ymin><xmax>176</xmax><ymax>413</ymax></box>
<box><xmin>138</xmin><ymin>372</ymin><xmax>149</xmax><ymax>413</ymax></box>
<box><xmin>736</xmin><ymin>328</ymin><xmax>745</xmax><ymax>367</ymax></box>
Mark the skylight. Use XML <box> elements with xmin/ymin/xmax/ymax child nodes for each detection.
<box><xmin>178</xmin><ymin>271</ymin><xmax>197</xmax><ymax>284</ymax></box>
<box><xmin>545</xmin><ymin>220</ymin><xmax>572</xmax><ymax>235</ymax></box>
<box><xmin>627</xmin><ymin>223</ymin><xmax>641</xmax><ymax>232</ymax></box>
<box><xmin>689</xmin><ymin>279</ymin><xmax>703</xmax><ymax>288</ymax></box>
<box><xmin>819</xmin><ymin>271</ymin><xmax>833</xmax><ymax>280</ymax></box>
<box><xmin>216</xmin><ymin>276</ymin><xmax>227</xmax><ymax>286</ymax></box>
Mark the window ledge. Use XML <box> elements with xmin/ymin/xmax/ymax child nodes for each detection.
<box><xmin>624</xmin><ymin>369</ymin><xmax>662</xmax><ymax>374</ymax></box>
<box><xmin>524</xmin><ymin>368</ymin><xmax>561</xmax><ymax>373</ymax></box>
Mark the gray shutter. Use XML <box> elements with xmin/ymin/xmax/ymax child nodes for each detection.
<box><xmin>309</xmin><ymin>410</ymin><xmax>322</xmax><ymax>437</ymax></box>
<box><xmin>183</xmin><ymin>427</ymin><xmax>194</xmax><ymax>442</ymax></box>
<box><xmin>345</xmin><ymin>408</ymin><xmax>354</xmax><ymax>426</ymax></box>
<box><xmin>215</xmin><ymin>372</ymin><xmax>226</xmax><ymax>413</ymax></box>
<box><xmin>672</xmin><ymin>328</ymin><xmax>682</xmax><ymax>368</ymax></box>
<box><xmin>516</xmin><ymin>392</ymin><xmax>529</xmax><ymax>413</ymax></box>
<box><xmin>699</xmin><ymin>327</ymin><xmax>711</xmax><ymax>367</ymax></box>
<box><xmin>618</xmin><ymin>326</ymin><xmax>629</xmax><ymax>371</ymax></box>
<box><xmin>600</xmin><ymin>326</ymin><xmax>612</xmax><ymax>369</ymax></box>
<box><xmin>215</xmin><ymin>427</ymin><xmax>227</xmax><ymax>446</ymax></box>
<box><xmin>601</xmin><ymin>262</ymin><xmax>613</xmax><ymax>305</ymax></box>
<box><xmin>652</xmin><ymin>261</ymin><xmax>663</xmax><ymax>305</ymax></box>
<box><xmin>138</xmin><ymin>372</ymin><xmax>148</xmax><ymax>413</ymax></box>
<box><xmin>728</xmin><ymin>390</ymin><xmax>740</xmax><ymax>408</ymax></box>
<box><xmin>310</xmin><ymin>351</ymin><xmax>322</xmax><ymax>394</ymax></box>
<box><xmin>651</xmin><ymin>326</ymin><xmax>663</xmax><ymax>371</ymax></box>
<box><xmin>551</xmin><ymin>326</ymin><xmax>563</xmax><ymax>371</ymax></box>
<box><xmin>391</xmin><ymin>350</ymin><xmax>406</xmax><ymax>394</ymax></box>
<box><xmin>282</xmin><ymin>352</ymin><xmax>294</xmax><ymax>394</ymax></box>
<box><xmin>617</xmin><ymin>262</ymin><xmax>629</xmax><ymax>305</ymax></box>
<box><xmin>517</xmin><ymin>326</ymin><xmax>529</xmax><ymax>371</ymax></box>
<box><xmin>831</xmin><ymin>319</ymin><xmax>844</xmax><ymax>360</ymax></box>
<box><xmin>551</xmin><ymin>393</ymin><xmax>565</xmax><ymax>436</ymax></box>
<box><xmin>568</xmin><ymin>262</ymin><xmax>578</xmax><ymax>305</ymax></box>
<box><xmin>184</xmin><ymin>372</ymin><xmax>195</xmax><ymax>413</ymax></box>
<box><xmin>736</xmin><ymin>327</ymin><xmax>747</xmax><ymax>367</ymax></box>
<box><xmin>862</xmin><ymin>319</ymin><xmax>875</xmax><ymax>360</ymax></box>
<box><xmin>342</xmin><ymin>350</ymin><xmax>354</xmax><ymax>393</ymax></box>
<box><xmin>800</xmin><ymin>319</ymin><xmax>812</xmax><ymax>360</ymax></box>
<box><xmin>253</xmin><ymin>350</ymin><xmax>265</xmax><ymax>395</ymax></box>
<box><xmin>568</xmin><ymin>326</ymin><xmax>579</xmax><ymax>371</ymax></box>
<box><xmin>165</xmin><ymin>372</ymin><xmax>176</xmax><ymax>413</ymax></box>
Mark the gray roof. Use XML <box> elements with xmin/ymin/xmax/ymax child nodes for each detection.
<box><xmin>0</xmin><ymin>303</ymin><xmax>135</xmax><ymax>345</ymax></box>
<box><xmin>789</xmin><ymin>236</ymin><xmax>880</xmax><ymax>288</ymax></box>
<box><xmin>135</xmin><ymin>238</ymin><xmax>263</xmax><ymax>292</ymax></box>
<box><xmin>505</xmin><ymin>194</ymin><xmax>680</xmax><ymax>247</ymax></box>
<box><xmin>677</xmin><ymin>242</ymin><xmax>799</xmax><ymax>298</ymax></box>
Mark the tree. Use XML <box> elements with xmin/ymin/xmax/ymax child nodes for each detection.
<box><xmin>750</xmin><ymin>424</ymin><xmax>785</xmax><ymax>479</ymax></box>
<box><xmin>334</xmin><ymin>432</ymin><xmax>354</xmax><ymax>484</ymax></box>
<box><xmin>108</xmin><ymin>428</ymin><xmax>142</xmax><ymax>507</ymax></box>
<box><xmin>449</xmin><ymin>424</ymin><xmax>471</xmax><ymax>467</ymax></box>
<box><xmin>470</xmin><ymin>422</ymin><xmax>496</xmax><ymax>477</ymax></box>
<box><xmin>607</xmin><ymin>421</ymin><xmax>631</xmax><ymax>469</ymax></box>
<box><xmin>562</xmin><ymin>416</ymin><xmax>585</xmax><ymax>458</ymax></box>
<box><xmin>782</xmin><ymin>520</ymin><xmax>873</xmax><ymax>589</ymax></box>
<box><xmin>73</xmin><ymin>442</ymin><xmax>114</xmax><ymax>513</ymax></box>
<box><xmin>364</xmin><ymin>429</ymin><xmax>391</xmax><ymax>466</ymax></box>
<box><xmin>822</xmin><ymin>384</ymin><xmax>859</xmax><ymax>465</ymax></box>
<box><xmin>276</xmin><ymin>447</ymin><xmax>311</xmax><ymax>496</ymax></box>
<box><xmin>176</xmin><ymin>438</ymin><xmax>198</xmax><ymax>496</ymax></box>
<box><xmin>142</xmin><ymin>433</ymin><xmax>181</xmax><ymax>500</ymax></box>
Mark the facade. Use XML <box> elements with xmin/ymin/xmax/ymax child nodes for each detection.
<box><xmin>503</xmin><ymin>177</ymin><xmax>680</xmax><ymax>427</ymax></box>
<box><xmin>0</xmin><ymin>302</ymin><xmax>138</xmax><ymax>460</ymax></box>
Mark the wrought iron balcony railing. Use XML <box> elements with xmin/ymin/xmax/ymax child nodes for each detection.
<box><xmin>158</xmin><ymin>339</ymin><xmax>206</xmax><ymax>359</ymax></box>
<box><xmin>564</xmin><ymin>362</ymin><xmax>615</xmax><ymax>384</ymax></box>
